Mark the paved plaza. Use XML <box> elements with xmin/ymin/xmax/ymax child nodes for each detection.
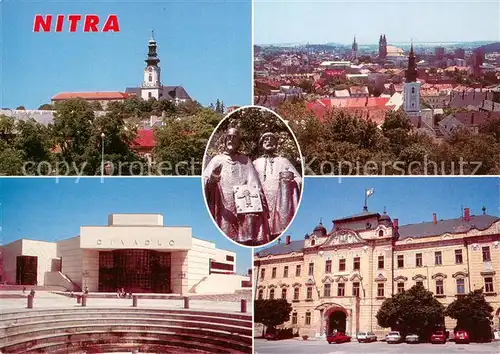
<box><xmin>0</xmin><ymin>291</ymin><xmax>245</xmax><ymax>314</ymax></box>
<box><xmin>255</xmin><ymin>338</ymin><xmax>500</xmax><ymax>354</ymax></box>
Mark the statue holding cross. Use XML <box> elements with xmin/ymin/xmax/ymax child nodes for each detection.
<box><xmin>203</xmin><ymin>127</ymin><xmax>270</xmax><ymax>245</ymax></box>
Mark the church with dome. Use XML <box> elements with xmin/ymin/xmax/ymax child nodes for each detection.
<box><xmin>254</xmin><ymin>204</ymin><xmax>500</xmax><ymax>338</ymax></box>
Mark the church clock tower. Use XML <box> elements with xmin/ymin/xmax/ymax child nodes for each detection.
<box><xmin>403</xmin><ymin>43</ymin><xmax>421</xmax><ymax>115</ymax></box>
<box><xmin>141</xmin><ymin>32</ymin><xmax>162</xmax><ymax>100</ymax></box>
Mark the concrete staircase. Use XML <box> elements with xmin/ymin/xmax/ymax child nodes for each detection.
<box><xmin>0</xmin><ymin>308</ymin><xmax>252</xmax><ymax>353</ymax></box>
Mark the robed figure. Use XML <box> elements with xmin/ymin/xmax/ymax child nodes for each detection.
<box><xmin>253</xmin><ymin>132</ymin><xmax>301</xmax><ymax>237</ymax></box>
<box><xmin>203</xmin><ymin>128</ymin><xmax>270</xmax><ymax>245</ymax></box>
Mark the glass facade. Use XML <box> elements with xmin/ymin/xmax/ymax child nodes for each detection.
<box><xmin>98</xmin><ymin>250</ymin><xmax>171</xmax><ymax>293</ymax></box>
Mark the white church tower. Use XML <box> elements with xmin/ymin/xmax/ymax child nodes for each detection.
<box><xmin>141</xmin><ymin>32</ymin><xmax>162</xmax><ymax>100</ymax></box>
<box><xmin>403</xmin><ymin>43</ymin><xmax>421</xmax><ymax>115</ymax></box>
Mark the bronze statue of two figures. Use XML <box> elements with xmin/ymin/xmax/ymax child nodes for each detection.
<box><xmin>203</xmin><ymin>129</ymin><xmax>302</xmax><ymax>246</ymax></box>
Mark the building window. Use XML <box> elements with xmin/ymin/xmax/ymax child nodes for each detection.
<box><xmin>353</xmin><ymin>282</ymin><xmax>360</xmax><ymax>297</ymax></box>
<box><xmin>283</xmin><ymin>266</ymin><xmax>288</xmax><ymax>278</ymax></box>
<box><xmin>397</xmin><ymin>255</ymin><xmax>404</xmax><ymax>268</ymax></box>
<box><xmin>148</xmin><ymin>92</ymin><xmax>152</xmax><ymax>98</ymax></box>
<box><xmin>306</xmin><ymin>286</ymin><xmax>313</xmax><ymax>300</ymax></box>
<box><xmin>416</xmin><ymin>281</ymin><xmax>424</xmax><ymax>287</ymax></box>
<box><xmin>226</xmin><ymin>255</ymin><xmax>234</xmax><ymax>262</ymax></box>
<box><xmin>339</xmin><ymin>259</ymin><xmax>346</xmax><ymax>271</ymax></box>
<box><xmin>484</xmin><ymin>277</ymin><xmax>494</xmax><ymax>293</ymax></box>
<box><xmin>324</xmin><ymin>283</ymin><xmax>331</xmax><ymax>297</ymax></box>
<box><xmin>397</xmin><ymin>282</ymin><xmax>405</xmax><ymax>293</ymax></box>
<box><xmin>378</xmin><ymin>230</ymin><xmax>384</xmax><ymax>237</ymax></box>
<box><xmin>282</xmin><ymin>288</ymin><xmax>287</xmax><ymax>299</ymax></box>
<box><xmin>149</xmin><ymin>74</ymin><xmax>152</xmax><ymax>82</ymax></box>
<box><xmin>308</xmin><ymin>263</ymin><xmax>314</xmax><ymax>276</ymax></box>
<box><xmin>337</xmin><ymin>283</ymin><xmax>345</xmax><ymax>297</ymax></box>
<box><xmin>416</xmin><ymin>253</ymin><xmax>423</xmax><ymax>267</ymax></box>
<box><xmin>258</xmin><ymin>289</ymin><xmax>263</xmax><ymax>299</ymax></box>
<box><xmin>377</xmin><ymin>283</ymin><xmax>384</xmax><ymax>297</ymax></box>
<box><xmin>435</xmin><ymin>279</ymin><xmax>444</xmax><ymax>295</ymax></box>
<box><xmin>272</xmin><ymin>267</ymin><xmax>277</xmax><ymax>278</ymax></box>
<box><xmin>412</xmin><ymin>87</ymin><xmax>415</xmax><ymax>94</ymax></box>
<box><xmin>311</xmin><ymin>239</ymin><xmax>316</xmax><ymax>246</ymax></box>
<box><xmin>378</xmin><ymin>256</ymin><xmax>384</xmax><ymax>269</ymax></box>
<box><xmin>293</xmin><ymin>287</ymin><xmax>300</xmax><ymax>300</ymax></box>
<box><xmin>269</xmin><ymin>289</ymin><xmax>275</xmax><ymax>300</ymax></box>
<box><xmin>325</xmin><ymin>260</ymin><xmax>332</xmax><ymax>273</ymax></box>
<box><xmin>296</xmin><ymin>265</ymin><xmax>301</xmax><ymax>277</ymax></box>
<box><xmin>305</xmin><ymin>311</ymin><xmax>311</xmax><ymax>325</ymax></box>
<box><xmin>353</xmin><ymin>257</ymin><xmax>360</xmax><ymax>271</ymax></box>
<box><xmin>435</xmin><ymin>251</ymin><xmax>442</xmax><ymax>265</ymax></box>
<box><xmin>260</xmin><ymin>269</ymin><xmax>265</xmax><ymax>280</ymax></box>
<box><xmin>292</xmin><ymin>312</ymin><xmax>297</xmax><ymax>325</ymax></box>
<box><xmin>456</xmin><ymin>278</ymin><xmax>465</xmax><ymax>294</ymax></box>
<box><xmin>482</xmin><ymin>246</ymin><xmax>491</xmax><ymax>262</ymax></box>
<box><xmin>455</xmin><ymin>249</ymin><xmax>463</xmax><ymax>264</ymax></box>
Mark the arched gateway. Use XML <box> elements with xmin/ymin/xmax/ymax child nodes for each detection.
<box><xmin>315</xmin><ymin>303</ymin><xmax>352</xmax><ymax>336</ymax></box>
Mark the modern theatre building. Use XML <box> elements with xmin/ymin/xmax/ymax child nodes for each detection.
<box><xmin>1</xmin><ymin>214</ymin><xmax>248</xmax><ymax>295</ymax></box>
<box><xmin>254</xmin><ymin>206</ymin><xmax>500</xmax><ymax>338</ymax></box>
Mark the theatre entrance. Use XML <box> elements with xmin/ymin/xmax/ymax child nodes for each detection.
<box><xmin>98</xmin><ymin>250</ymin><xmax>171</xmax><ymax>293</ymax></box>
<box><xmin>16</xmin><ymin>256</ymin><xmax>38</xmax><ymax>285</ymax></box>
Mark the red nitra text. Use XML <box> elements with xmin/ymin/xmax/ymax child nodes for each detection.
<box><xmin>33</xmin><ymin>14</ymin><xmax>120</xmax><ymax>32</ymax></box>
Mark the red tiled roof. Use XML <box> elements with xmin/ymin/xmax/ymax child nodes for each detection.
<box><xmin>306</xmin><ymin>101</ymin><xmax>394</xmax><ymax>125</ymax></box>
<box><xmin>133</xmin><ymin>130</ymin><xmax>156</xmax><ymax>149</ymax></box>
<box><xmin>324</xmin><ymin>97</ymin><xmax>390</xmax><ymax>108</ymax></box>
<box><xmin>52</xmin><ymin>92</ymin><xmax>130</xmax><ymax>100</ymax></box>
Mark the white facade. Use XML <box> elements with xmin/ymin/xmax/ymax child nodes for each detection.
<box><xmin>1</xmin><ymin>214</ymin><xmax>244</xmax><ymax>295</ymax></box>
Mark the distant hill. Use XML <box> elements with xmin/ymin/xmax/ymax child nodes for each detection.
<box><xmin>478</xmin><ymin>42</ymin><xmax>500</xmax><ymax>53</ymax></box>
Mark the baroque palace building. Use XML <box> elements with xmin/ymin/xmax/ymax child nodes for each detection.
<box><xmin>254</xmin><ymin>206</ymin><xmax>500</xmax><ymax>338</ymax></box>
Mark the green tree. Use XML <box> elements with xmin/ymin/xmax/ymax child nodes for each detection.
<box><xmin>445</xmin><ymin>289</ymin><xmax>494</xmax><ymax>342</ymax></box>
<box><xmin>376</xmin><ymin>284</ymin><xmax>445</xmax><ymax>340</ymax></box>
<box><xmin>15</xmin><ymin>106</ymin><xmax>26</xmax><ymax>110</ymax></box>
<box><xmin>254</xmin><ymin>299</ymin><xmax>293</xmax><ymax>334</ymax></box>
<box><xmin>381</xmin><ymin>110</ymin><xmax>412</xmax><ymax>156</ymax></box>
<box><xmin>154</xmin><ymin>108</ymin><xmax>221</xmax><ymax>175</ymax></box>
<box><xmin>38</xmin><ymin>103</ymin><xmax>54</xmax><ymax>110</ymax></box>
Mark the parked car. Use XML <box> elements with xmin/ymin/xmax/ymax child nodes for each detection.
<box><xmin>430</xmin><ymin>330</ymin><xmax>447</xmax><ymax>344</ymax></box>
<box><xmin>386</xmin><ymin>331</ymin><xmax>402</xmax><ymax>344</ymax></box>
<box><xmin>357</xmin><ymin>332</ymin><xmax>377</xmax><ymax>343</ymax></box>
<box><xmin>405</xmin><ymin>334</ymin><xmax>419</xmax><ymax>343</ymax></box>
<box><xmin>326</xmin><ymin>332</ymin><xmax>351</xmax><ymax>344</ymax></box>
<box><xmin>454</xmin><ymin>330</ymin><xmax>470</xmax><ymax>344</ymax></box>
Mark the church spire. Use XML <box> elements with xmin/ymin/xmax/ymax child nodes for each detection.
<box><xmin>405</xmin><ymin>42</ymin><xmax>418</xmax><ymax>82</ymax></box>
<box><xmin>145</xmin><ymin>32</ymin><xmax>160</xmax><ymax>67</ymax></box>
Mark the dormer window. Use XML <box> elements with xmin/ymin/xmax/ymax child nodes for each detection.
<box><xmin>311</xmin><ymin>239</ymin><xmax>316</xmax><ymax>246</ymax></box>
<box><xmin>378</xmin><ymin>230</ymin><xmax>384</xmax><ymax>237</ymax></box>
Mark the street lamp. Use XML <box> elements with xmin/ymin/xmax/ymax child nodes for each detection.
<box><xmin>100</xmin><ymin>132</ymin><xmax>105</xmax><ymax>177</ymax></box>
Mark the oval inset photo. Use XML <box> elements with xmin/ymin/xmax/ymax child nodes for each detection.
<box><xmin>202</xmin><ymin>105</ymin><xmax>304</xmax><ymax>248</ymax></box>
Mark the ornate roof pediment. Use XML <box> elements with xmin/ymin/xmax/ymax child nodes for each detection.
<box><xmin>375</xmin><ymin>273</ymin><xmax>387</xmax><ymax>282</ymax></box>
<box><xmin>268</xmin><ymin>284</ymin><xmax>277</xmax><ymax>289</ymax></box>
<box><xmin>305</xmin><ymin>277</ymin><xmax>315</xmax><ymax>286</ymax></box>
<box><xmin>292</xmin><ymin>282</ymin><xmax>302</xmax><ymax>288</ymax></box>
<box><xmin>431</xmin><ymin>272</ymin><xmax>447</xmax><ymax>280</ymax></box>
<box><xmin>322</xmin><ymin>276</ymin><xmax>334</xmax><ymax>283</ymax></box>
<box><xmin>350</xmin><ymin>274</ymin><xmax>363</xmax><ymax>281</ymax></box>
<box><xmin>412</xmin><ymin>274</ymin><xmax>427</xmax><ymax>281</ymax></box>
<box><xmin>394</xmin><ymin>275</ymin><xmax>408</xmax><ymax>282</ymax></box>
<box><xmin>279</xmin><ymin>283</ymin><xmax>289</xmax><ymax>288</ymax></box>
<box><xmin>452</xmin><ymin>271</ymin><xmax>468</xmax><ymax>279</ymax></box>
<box><xmin>335</xmin><ymin>275</ymin><xmax>349</xmax><ymax>283</ymax></box>
<box><xmin>257</xmin><ymin>285</ymin><xmax>266</xmax><ymax>289</ymax></box>
<box><xmin>320</xmin><ymin>229</ymin><xmax>365</xmax><ymax>248</ymax></box>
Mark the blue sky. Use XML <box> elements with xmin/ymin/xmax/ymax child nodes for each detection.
<box><xmin>0</xmin><ymin>178</ymin><xmax>252</xmax><ymax>274</ymax></box>
<box><xmin>278</xmin><ymin>177</ymin><xmax>499</xmax><ymax>244</ymax></box>
<box><xmin>1</xmin><ymin>0</ymin><xmax>251</xmax><ymax>109</ymax></box>
<box><xmin>254</xmin><ymin>0</ymin><xmax>500</xmax><ymax>45</ymax></box>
